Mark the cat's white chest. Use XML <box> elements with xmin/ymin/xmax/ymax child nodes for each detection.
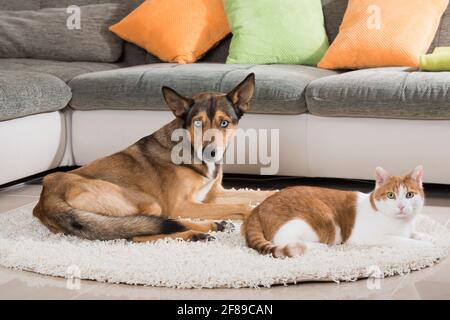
<box><xmin>347</xmin><ymin>193</ymin><xmax>415</xmax><ymax>244</ymax></box>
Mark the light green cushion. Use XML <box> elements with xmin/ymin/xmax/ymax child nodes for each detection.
<box><xmin>420</xmin><ymin>48</ymin><xmax>450</xmax><ymax>71</ymax></box>
<box><xmin>224</xmin><ymin>0</ymin><xmax>329</xmax><ymax>65</ymax></box>
<box><xmin>420</xmin><ymin>53</ymin><xmax>450</xmax><ymax>71</ymax></box>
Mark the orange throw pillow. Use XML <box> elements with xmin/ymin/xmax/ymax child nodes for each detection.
<box><xmin>109</xmin><ymin>0</ymin><xmax>230</xmax><ymax>64</ymax></box>
<box><xmin>318</xmin><ymin>0</ymin><xmax>449</xmax><ymax>69</ymax></box>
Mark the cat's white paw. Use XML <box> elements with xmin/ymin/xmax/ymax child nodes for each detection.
<box><xmin>273</xmin><ymin>243</ymin><xmax>306</xmax><ymax>258</ymax></box>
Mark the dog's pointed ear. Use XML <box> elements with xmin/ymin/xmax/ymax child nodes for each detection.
<box><xmin>227</xmin><ymin>73</ymin><xmax>255</xmax><ymax>116</ymax></box>
<box><xmin>162</xmin><ymin>86</ymin><xmax>194</xmax><ymax>118</ymax></box>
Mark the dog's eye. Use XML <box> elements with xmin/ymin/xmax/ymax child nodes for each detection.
<box><xmin>386</xmin><ymin>192</ymin><xmax>396</xmax><ymax>199</ymax></box>
<box><xmin>406</xmin><ymin>192</ymin><xmax>415</xmax><ymax>198</ymax></box>
<box><xmin>193</xmin><ymin>120</ymin><xmax>202</xmax><ymax>127</ymax></box>
<box><xmin>220</xmin><ymin>120</ymin><xmax>229</xmax><ymax>128</ymax></box>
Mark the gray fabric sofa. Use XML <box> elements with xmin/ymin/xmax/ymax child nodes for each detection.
<box><xmin>1</xmin><ymin>0</ymin><xmax>450</xmax><ymax>185</ymax></box>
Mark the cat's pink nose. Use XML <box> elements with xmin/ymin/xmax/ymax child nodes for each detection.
<box><xmin>398</xmin><ymin>204</ymin><xmax>406</xmax><ymax>211</ymax></box>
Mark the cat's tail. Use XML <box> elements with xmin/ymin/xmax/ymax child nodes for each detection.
<box><xmin>243</xmin><ymin>208</ymin><xmax>306</xmax><ymax>258</ymax></box>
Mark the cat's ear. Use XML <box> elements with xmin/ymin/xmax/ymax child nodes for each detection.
<box><xmin>408</xmin><ymin>165</ymin><xmax>424</xmax><ymax>186</ymax></box>
<box><xmin>375</xmin><ymin>167</ymin><xmax>390</xmax><ymax>187</ymax></box>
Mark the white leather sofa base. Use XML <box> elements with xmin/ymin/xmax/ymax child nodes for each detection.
<box><xmin>71</xmin><ymin>110</ymin><xmax>450</xmax><ymax>184</ymax></box>
<box><xmin>0</xmin><ymin>111</ymin><xmax>66</xmax><ymax>185</ymax></box>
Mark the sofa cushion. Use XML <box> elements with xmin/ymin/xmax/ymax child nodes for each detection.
<box><xmin>40</xmin><ymin>0</ymin><xmax>143</xmax><ymax>9</ymax></box>
<box><xmin>0</xmin><ymin>4</ymin><xmax>127</xmax><ymax>62</ymax></box>
<box><xmin>0</xmin><ymin>71</ymin><xmax>71</xmax><ymax>121</ymax></box>
<box><xmin>0</xmin><ymin>1</ymin><xmax>39</xmax><ymax>10</ymax></box>
<box><xmin>224</xmin><ymin>0</ymin><xmax>329</xmax><ymax>65</ymax></box>
<box><xmin>322</xmin><ymin>0</ymin><xmax>450</xmax><ymax>53</ymax></box>
<box><xmin>318</xmin><ymin>0</ymin><xmax>449</xmax><ymax>69</ymax></box>
<box><xmin>69</xmin><ymin>63</ymin><xmax>337</xmax><ymax>115</ymax></box>
<box><xmin>306</xmin><ymin>67</ymin><xmax>450</xmax><ymax>120</ymax></box>
<box><xmin>110</xmin><ymin>0</ymin><xmax>230</xmax><ymax>64</ymax></box>
<box><xmin>0</xmin><ymin>59</ymin><xmax>121</xmax><ymax>83</ymax></box>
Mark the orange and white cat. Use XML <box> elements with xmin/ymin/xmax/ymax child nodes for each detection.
<box><xmin>243</xmin><ymin>166</ymin><xmax>434</xmax><ymax>258</ymax></box>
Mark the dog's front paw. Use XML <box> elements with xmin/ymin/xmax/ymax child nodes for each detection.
<box><xmin>215</xmin><ymin>221</ymin><xmax>235</xmax><ymax>232</ymax></box>
<box><xmin>191</xmin><ymin>233</ymin><xmax>216</xmax><ymax>242</ymax></box>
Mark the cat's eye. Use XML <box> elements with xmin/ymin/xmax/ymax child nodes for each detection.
<box><xmin>193</xmin><ymin>120</ymin><xmax>202</xmax><ymax>127</ymax></box>
<box><xmin>386</xmin><ymin>192</ymin><xmax>396</xmax><ymax>199</ymax></box>
<box><xmin>220</xmin><ymin>120</ymin><xmax>229</xmax><ymax>128</ymax></box>
<box><xmin>406</xmin><ymin>192</ymin><xmax>415</xmax><ymax>198</ymax></box>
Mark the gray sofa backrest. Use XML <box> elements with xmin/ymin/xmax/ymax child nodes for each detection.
<box><xmin>0</xmin><ymin>0</ymin><xmax>146</xmax><ymax>65</ymax></box>
<box><xmin>40</xmin><ymin>1</ymin><xmax>146</xmax><ymax>65</ymax></box>
<box><xmin>321</xmin><ymin>0</ymin><xmax>348</xmax><ymax>43</ymax></box>
<box><xmin>431</xmin><ymin>4</ymin><xmax>450</xmax><ymax>51</ymax></box>
<box><xmin>2</xmin><ymin>0</ymin><xmax>449</xmax><ymax>65</ymax></box>
<box><xmin>0</xmin><ymin>0</ymin><xmax>142</xmax><ymax>11</ymax></box>
<box><xmin>0</xmin><ymin>1</ymin><xmax>39</xmax><ymax>10</ymax></box>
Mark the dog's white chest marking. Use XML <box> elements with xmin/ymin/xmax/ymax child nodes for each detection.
<box><xmin>195</xmin><ymin>178</ymin><xmax>215</xmax><ymax>202</ymax></box>
<box><xmin>195</xmin><ymin>161</ymin><xmax>217</xmax><ymax>203</ymax></box>
<box><xmin>205</xmin><ymin>161</ymin><xmax>216</xmax><ymax>179</ymax></box>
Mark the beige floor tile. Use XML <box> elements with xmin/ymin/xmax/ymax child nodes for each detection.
<box><xmin>0</xmin><ymin>268</ymin><xmax>99</xmax><ymax>300</ymax></box>
<box><xmin>418</xmin><ymin>259</ymin><xmax>450</xmax><ymax>284</ymax></box>
<box><xmin>0</xmin><ymin>195</ymin><xmax>38</xmax><ymax>213</ymax></box>
<box><xmin>414</xmin><ymin>280</ymin><xmax>450</xmax><ymax>300</ymax></box>
<box><xmin>10</xmin><ymin>264</ymin><xmax>448</xmax><ymax>300</ymax></box>
<box><xmin>73</xmin><ymin>282</ymin><xmax>329</xmax><ymax>300</ymax></box>
<box><xmin>0</xmin><ymin>279</ymin><xmax>80</xmax><ymax>300</ymax></box>
<box><xmin>390</xmin><ymin>285</ymin><xmax>422</xmax><ymax>300</ymax></box>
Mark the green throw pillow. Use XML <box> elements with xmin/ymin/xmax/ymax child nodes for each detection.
<box><xmin>224</xmin><ymin>0</ymin><xmax>329</xmax><ymax>65</ymax></box>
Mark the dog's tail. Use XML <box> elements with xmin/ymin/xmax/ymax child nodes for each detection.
<box><xmin>34</xmin><ymin>198</ymin><xmax>186</xmax><ymax>241</ymax></box>
<box><xmin>243</xmin><ymin>208</ymin><xmax>305</xmax><ymax>258</ymax></box>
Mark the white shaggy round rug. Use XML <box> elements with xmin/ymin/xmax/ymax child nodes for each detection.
<box><xmin>0</xmin><ymin>202</ymin><xmax>449</xmax><ymax>289</ymax></box>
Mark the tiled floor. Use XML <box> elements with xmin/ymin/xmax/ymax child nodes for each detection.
<box><xmin>0</xmin><ymin>178</ymin><xmax>449</xmax><ymax>300</ymax></box>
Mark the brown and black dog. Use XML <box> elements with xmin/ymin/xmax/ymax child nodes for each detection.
<box><xmin>33</xmin><ymin>73</ymin><xmax>274</xmax><ymax>242</ymax></box>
